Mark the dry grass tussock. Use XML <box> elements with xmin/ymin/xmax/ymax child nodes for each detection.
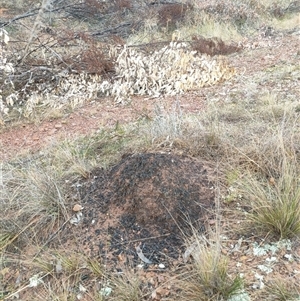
<box><xmin>0</xmin><ymin>162</ymin><xmax>69</xmax><ymax>249</ymax></box>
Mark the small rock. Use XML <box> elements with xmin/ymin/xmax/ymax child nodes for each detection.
<box><xmin>158</xmin><ymin>287</ymin><xmax>169</xmax><ymax>296</ymax></box>
<box><xmin>73</xmin><ymin>204</ymin><xmax>84</xmax><ymax>212</ymax></box>
<box><xmin>48</xmin><ymin>129</ymin><xmax>57</xmax><ymax>135</ymax></box>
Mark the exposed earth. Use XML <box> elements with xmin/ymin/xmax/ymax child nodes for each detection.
<box><xmin>65</xmin><ymin>153</ymin><xmax>215</xmax><ymax>264</ymax></box>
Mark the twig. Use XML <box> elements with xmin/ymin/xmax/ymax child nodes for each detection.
<box><xmin>33</xmin><ymin>218</ymin><xmax>71</xmax><ymax>260</ymax></box>
<box><xmin>110</xmin><ymin>233</ymin><xmax>170</xmax><ymax>247</ymax></box>
<box><xmin>0</xmin><ymin>219</ymin><xmax>37</xmax><ymax>251</ymax></box>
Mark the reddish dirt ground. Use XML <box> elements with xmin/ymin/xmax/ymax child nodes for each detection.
<box><xmin>63</xmin><ymin>153</ymin><xmax>216</xmax><ymax>265</ymax></box>
<box><xmin>0</xmin><ymin>94</ymin><xmax>207</xmax><ymax>162</ymax></box>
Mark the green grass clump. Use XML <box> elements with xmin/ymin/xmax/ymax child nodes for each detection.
<box><xmin>239</xmin><ymin>140</ymin><xmax>300</xmax><ymax>239</ymax></box>
<box><xmin>109</xmin><ymin>269</ymin><xmax>143</xmax><ymax>301</ymax></box>
<box><xmin>242</xmin><ymin>169</ymin><xmax>300</xmax><ymax>239</ymax></box>
<box><xmin>266</xmin><ymin>279</ymin><xmax>300</xmax><ymax>301</ymax></box>
<box><xmin>178</xmin><ymin>234</ymin><xmax>244</xmax><ymax>300</ymax></box>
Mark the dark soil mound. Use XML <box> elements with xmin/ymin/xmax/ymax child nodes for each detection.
<box><xmin>69</xmin><ymin>153</ymin><xmax>215</xmax><ymax>265</ymax></box>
